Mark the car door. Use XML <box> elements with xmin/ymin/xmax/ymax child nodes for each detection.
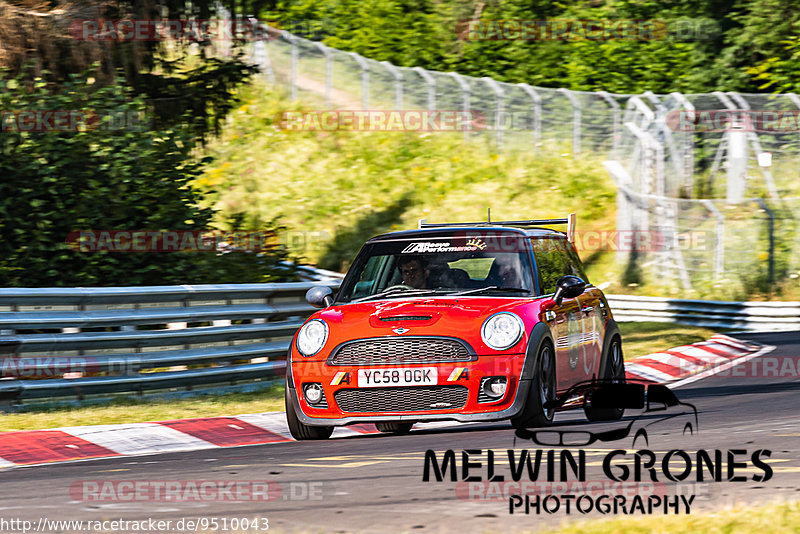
<box><xmin>531</xmin><ymin>237</ymin><xmax>586</xmax><ymax>392</ymax></box>
<box><xmin>562</xmin><ymin>241</ymin><xmax>603</xmax><ymax>382</ymax></box>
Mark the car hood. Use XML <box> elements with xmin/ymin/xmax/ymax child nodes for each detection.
<box><xmin>307</xmin><ymin>297</ymin><xmax>544</xmax><ymax>356</ymax></box>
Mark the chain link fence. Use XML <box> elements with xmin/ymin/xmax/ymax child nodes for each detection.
<box><xmin>250</xmin><ymin>24</ymin><xmax>800</xmax><ymax>295</ymax></box>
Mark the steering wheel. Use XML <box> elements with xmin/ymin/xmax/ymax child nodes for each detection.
<box><xmin>383</xmin><ymin>284</ymin><xmax>415</xmax><ymax>292</ymax></box>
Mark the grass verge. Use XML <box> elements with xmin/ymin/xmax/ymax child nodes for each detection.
<box><xmin>542</xmin><ymin>500</ymin><xmax>800</xmax><ymax>534</ymax></box>
<box><xmin>0</xmin><ymin>324</ymin><xmax>716</xmax><ymax>431</ymax></box>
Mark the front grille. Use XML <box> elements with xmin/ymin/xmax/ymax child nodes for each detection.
<box><xmin>328</xmin><ymin>337</ymin><xmax>473</xmax><ymax>365</ymax></box>
<box><xmin>334</xmin><ymin>386</ymin><xmax>468</xmax><ymax>413</ymax></box>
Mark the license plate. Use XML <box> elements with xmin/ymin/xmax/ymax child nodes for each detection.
<box><xmin>357</xmin><ymin>367</ymin><xmax>437</xmax><ymax>387</ymax></box>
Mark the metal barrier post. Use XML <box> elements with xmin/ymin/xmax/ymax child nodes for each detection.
<box><xmin>518</xmin><ymin>83</ymin><xmax>542</xmax><ymax>152</ymax></box>
<box><xmin>482</xmin><ymin>77</ymin><xmax>505</xmax><ymax>150</ymax></box>
<box><xmin>414</xmin><ymin>67</ymin><xmax>436</xmax><ymax>111</ymax></box>
<box><xmin>313</xmin><ymin>42</ymin><xmax>333</xmax><ymax>107</ymax></box>
<box><xmin>598</xmin><ymin>91</ymin><xmax>621</xmax><ymax>158</ymax></box>
<box><xmin>701</xmin><ymin>200</ymin><xmax>725</xmax><ymax>280</ymax></box>
<box><xmin>350</xmin><ymin>53</ymin><xmax>370</xmax><ymax>109</ymax></box>
<box><xmin>449</xmin><ymin>72</ymin><xmax>471</xmax><ymax>141</ymax></box>
<box><xmin>756</xmin><ymin>199</ymin><xmax>776</xmax><ymax>285</ymax></box>
<box><xmin>381</xmin><ymin>61</ymin><xmax>404</xmax><ymax>109</ymax></box>
<box><xmin>558</xmin><ymin>88</ymin><xmax>581</xmax><ymax>155</ymax></box>
<box><xmin>284</xmin><ymin>32</ymin><xmax>298</xmax><ymax>101</ymax></box>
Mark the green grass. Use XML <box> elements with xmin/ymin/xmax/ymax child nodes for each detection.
<box><xmin>542</xmin><ymin>500</ymin><xmax>800</xmax><ymax>534</ymax></box>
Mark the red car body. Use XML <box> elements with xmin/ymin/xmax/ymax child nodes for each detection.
<box><xmin>285</xmin><ymin>218</ymin><xmax>624</xmax><ymax>439</ymax></box>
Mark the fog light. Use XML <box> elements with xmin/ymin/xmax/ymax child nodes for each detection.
<box><xmin>304</xmin><ymin>383</ymin><xmax>324</xmax><ymax>404</ymax></box>
<box><xmin>483</xmin><ymin>377</ymin><xmax>508</xmax><ymax>399</ymax></box>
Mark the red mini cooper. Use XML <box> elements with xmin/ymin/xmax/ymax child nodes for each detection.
<box><xmin>285</xmin><ymin>215</ymin><xmax>625</xmax><ymax>440</ymax></box>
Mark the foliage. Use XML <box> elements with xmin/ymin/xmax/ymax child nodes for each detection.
<box><xmin>0</xmin><ymin>71</ymin><xmax>292</xmax><ymax>286</ymax></box>
<box><xmin>264</xmin><ymin>0</ymin><xmax>800</xmax><ymax>94</ymax></box>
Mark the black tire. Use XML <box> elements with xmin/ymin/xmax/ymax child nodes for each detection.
<box><xmin>511</xmin><ymin>340</ymin><xmax>556</xmax><ymax>429</ymax></box>
<box><xmin>584</xmin><ymin>335</ymin><xmax>625</xmax><ymax>422</ymax></box>
<box><xmin>375</xmin><ymin>422</ymin><xmax>414</xmax><ymax>434</ymax></box>
<box><xmin>285</xmin><ymin>384</ymin><xmax>334</xmax><ymax>440</ymax></box>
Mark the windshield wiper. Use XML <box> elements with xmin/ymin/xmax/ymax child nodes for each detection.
<box><xmin>352</xmin><ymin>288</ymin><xmax>445</xmax><ymax>303</ymax></box>
<box><xmin>450</xmin><ymin>286</ymin><xmax>530</xmax><ymax>296</ymax></box>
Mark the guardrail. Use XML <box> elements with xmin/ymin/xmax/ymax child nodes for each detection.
<box><xmin>606</xmin><ymin>294</ymin><xmax>800</xmax><ymax>331</ymax></box>
<box><xmin>0</xmin><ymin>281</ymin><xmax>341</xmax><ymax>402</ymax></box>
<box><xmin>0</xmin><ymin>277</ymin><xmax>795</xmax><ymax>402</ymax></box>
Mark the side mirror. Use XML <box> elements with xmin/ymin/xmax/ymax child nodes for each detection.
<box><xmin>306</xmin><ymin>286</ymin><xmax>334</xmax><ymax>308</ymax></box>
<box><xmin>553</xmin><ymin>275</ymin><xmax>585</xmax><ymax>306</ymax></box>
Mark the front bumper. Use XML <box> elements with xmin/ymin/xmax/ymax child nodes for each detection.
<box><xmin>288</xmin><ymin>352</ymin><xmax>534</xmax><ymax>427</ymax></box>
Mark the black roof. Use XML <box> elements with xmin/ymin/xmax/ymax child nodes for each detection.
<box><xmin>367</xmin><ymin>225</ymin><xmax>567</xmax><ymax>242</ymax></box>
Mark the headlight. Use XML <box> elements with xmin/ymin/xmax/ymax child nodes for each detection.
<box><xmin>296</xmin><ymin>319</ymin><xmax>329</xmax><ymax>356</ymax></box>
<box><xmin>481</xmin><ymin>312</ymin><xmax>524</xmax><ymax>350</ymax></box>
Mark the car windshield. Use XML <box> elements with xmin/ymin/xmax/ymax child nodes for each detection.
<box><xmin>337</xmin><ymin>235</ymin><xmax>535</xmax><ymax>302</ymax></box>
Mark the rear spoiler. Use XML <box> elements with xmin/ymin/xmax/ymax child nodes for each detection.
<box><xmin>418</xmin><ymin>212</ymin><xmax>577</xmax><ymax>244</ymax></box>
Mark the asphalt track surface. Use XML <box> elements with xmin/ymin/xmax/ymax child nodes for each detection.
<box><xmin>0</xmin><ymin>332</ymin><xmax>797</xmax><ymax>533</ymax></box>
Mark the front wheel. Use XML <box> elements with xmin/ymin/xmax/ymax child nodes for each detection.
<box><xmin>584</xmin><ymin>336</ymin><xmax>625</xmax><ymax>422</ymax></box>
<box><xmin>511</xmin><ymin>341</ymin><xmax>556</xmax><ymax>429</ymax></box>
<box><xmin>285</xmin><ymin>384</ymin><xmax>334</xmax><ymax>440</ymax></box>
<box><xmin>375</xmin><ymin>422</ymin><xmax>414</xmax><ymax>434</ymax></box>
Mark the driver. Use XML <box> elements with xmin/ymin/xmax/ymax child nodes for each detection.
<box><xmin>397</xmin><ymin>255</ymin><xmax>429</xmax><ymax>289</ymax></box>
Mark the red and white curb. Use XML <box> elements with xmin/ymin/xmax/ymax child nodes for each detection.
<box><xmin>0</xmin><ymin>334</ymin><xmax>766</xmax><ymax>469</ymax></box>
<box><xmin>624</xmin><ymin>334</ymin><xmax>763</xmax><ymax>384</ymax></box>
<box><xmin>0</xmin><ymin>417</ymin><xmax>463</xmax><ymax>469</ymax></box>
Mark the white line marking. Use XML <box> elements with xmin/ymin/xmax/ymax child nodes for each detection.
<box><xmin>0</xmin><ymin>458</ymin><xmax>16</xmax><ymax>469</ymax></box>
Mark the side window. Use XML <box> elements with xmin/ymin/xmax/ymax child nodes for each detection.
<box><xmin>563</xmin><ymin>241</ymin><xmax>589</xmax><ymax>283</ymax></box>
<box><xmin>352</xmin><ymin>256</ymin><xmax>391</xmax><ymax>298</ymax></box>
<box><xmin>531</xmin><ymin>237</ymin><xmax>589</xmax><ymax>295</ymax></box>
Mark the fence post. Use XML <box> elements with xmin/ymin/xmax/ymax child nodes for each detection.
<box><xmin>449</xmin><ymin>72</ymin><xmax>471</xmax><ymax>141</ymax></box>
<box><xmin>701</xmin><ymin>200</ymin><xmax>725</xmax><ymax>280</ymax></box>
<box><xmin>349</xmin><ymin>53</ymin><xmax>370</xmax><ymax>109</ymax></box>
<box><xmin>414</xmin><ymin>67</ymin><xmax>436</xmax><ymax>111</ymax></box>
<box><xmin>518</xmin><ymin>83</ymin><xmax>542</xmax><ymax>152</ymax></box>
<box><xmin>381</xmin><ymin>61</ymin><xmax>404</xmax><ymax>109</ymax></box>
<box><xmin>284</xmin><ymin>32</ymin><xmax>298</xmax><ymax>101</ymax></box>
<box><xmin>669</xmin><ymin>92</ymin><xmax>695</xmax><ymax>195</ymax></box>
<box><xmin>787</xmin><ymin>93</ymin><xmax>800</xmax><ymax>178</ymax></box>
<box><xmin>597</xmin><ymin>91</ymin><xmax>620</xmax><ymax>158</ymax></box>
<box><xmin>557</xmin><ymin>88</ymin><xmax>581</xmax><ymax>155</ymax></box>
<box><xmin>756</xmin><ymin>199</ymin><xmax>776</xmax><ymax>285</ymax></box>
<box><xmin>728</xmin><ymin>91</ymin><xmax>780</xmax><ymax>201</ymax></box>
<box><xmin>482</xmin><ymin>77</ymin><xmax>505</xmax><ymax>150</ymax></box>
<box><xmin>312</xmin><ymin>42</ymin><xmax>333</xmax><ymax>107</ymax></box>
<box><xmin>251</xmin><ymin>21</ymin><xmax>275</xmax><ymax>84</ymax></box>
